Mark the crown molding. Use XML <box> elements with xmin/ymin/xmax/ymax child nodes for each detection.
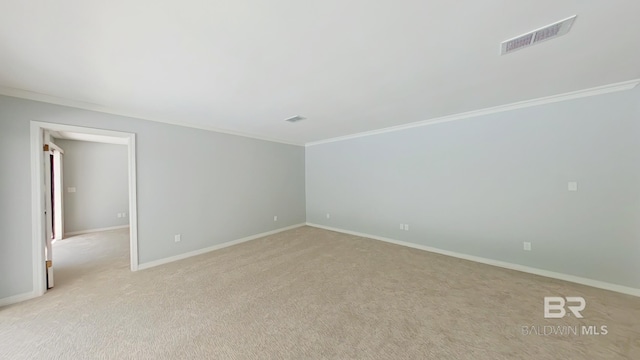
<box><xmin>2</xmin><ymin>79</ymin><xmax>638</xmax><ymax>148</ymax></box>
<box><xmin>305</xmin><ymin>78</ymin><xmax>640</xmax><ymax>147</ymax></box>
<box><xmin>0</xmin><ymin>86</ymin><xmax>304</xmax><ymax>147</ymax></box>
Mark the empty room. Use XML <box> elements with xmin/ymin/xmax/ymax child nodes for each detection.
<box><xmin>1</xmin><ymin>1</ymin><xmax>639</xmax><ymax>359</ymax></box>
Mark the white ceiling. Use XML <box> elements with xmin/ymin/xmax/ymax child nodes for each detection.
<box><xmin>1</xmin><ymin>1</ymin><xmax>639</xmax><ymax>145</ymax></box>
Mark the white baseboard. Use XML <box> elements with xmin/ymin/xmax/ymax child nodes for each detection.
<box><xmin>138</xmin><ymin>223</ymin><xmax>306</xmax><ymax>271</ymax></box>
<box><xmin>306</xmin><ymin>223</ymin><xmax>640</xmax><ymax>298</ymax></box>
<box><xmin>0</xmin><ymin>291</ymin><xmax>38</xmax><ymax>308</ymax></box>
<box><xmin>64</xmin><ymin>225</ymin><xmax>129</xmax><ymax>237</ymax></box>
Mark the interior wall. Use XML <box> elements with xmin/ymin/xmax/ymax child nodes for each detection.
<box><xmin>306</xmin><ymin>86</ymin><xmax>640</xmax><ymax>289</ymax></box>
<box><xmin>0</xmin><ymin>95</ymin><xmax>306</xmax><ymax>300</ymax></box>
<box><xmin>0</xmin><ymin>118</ymin><xmax>33</xmax><ymax>298</ymax></box>
<box><xmin>55</xmin><ymin>139</ymin><xmax>129</xmax><ymax>234</ymax></box>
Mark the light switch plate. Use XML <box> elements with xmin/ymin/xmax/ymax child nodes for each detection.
<box><xmin>568</xmin><ymin>182</ymin><xmax>578</xmax><ymax>191</ymax></box>
<box><xmin>68</xmin><ymin>187</ymin><xmax>76</xmax><ymax>193</ymax></box>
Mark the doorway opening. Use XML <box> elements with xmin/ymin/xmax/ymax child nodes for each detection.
<box><xmin>30</xmin><ymin>121</ymin><xmax>138</xmax><ymax>297</ymax></box>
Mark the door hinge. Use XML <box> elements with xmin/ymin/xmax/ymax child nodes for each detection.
<box><xmin>43</xmin><ymin>144</ymin><xmax>49</xmax><ymax>151</ymax></box>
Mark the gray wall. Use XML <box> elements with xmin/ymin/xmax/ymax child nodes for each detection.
<box><xmin>54</xmin><ymin>139</ymin><xmax>129</xmax><ymax>234</ymax></box>
<box><xmin>0</xmin><ymin>95</ymin><xmax>306</xmax><ymax>300</ymax></box>
<box><xmin>306</xmin><ymin>86</ymin><xmax>640</xmax><ymax>289</ymax></box>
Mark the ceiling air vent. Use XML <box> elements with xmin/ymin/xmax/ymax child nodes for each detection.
<box><xmin>501</xmin><ymin>15</ymin><xmax>576</xmax><ymax>55</ymax></box>
<box><xmin>285</xmin><ymin>115</ymin><xmax>306</xmax><ymax>123</ymax></box>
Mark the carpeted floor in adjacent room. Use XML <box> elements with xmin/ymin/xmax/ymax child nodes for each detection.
<box><xmin>1</xmin><ymin>226</ymin><xmax>639</xmax><ymax>359</ymax></box>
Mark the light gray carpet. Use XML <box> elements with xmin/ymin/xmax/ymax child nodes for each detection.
<box><xmin>1</xmin><ymin>226</ymin><xmax>639</xmax><ymax>359</ymax></box>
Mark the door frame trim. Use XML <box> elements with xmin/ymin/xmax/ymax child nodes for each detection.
<box><xmin>30</xmin><ymin>121</ymin><xmax>139</xmax><ymax>297</ymax></box>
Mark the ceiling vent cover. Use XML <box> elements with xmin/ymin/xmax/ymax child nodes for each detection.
<box><xmin>285</xmin><ymin>115</ymin><xmax>306</xmax><ymax>123</ymax></box>
<box><xmin>501</xmin><ymin>15</ymin><xmax>576</xmax><ymax>55</ymax></box>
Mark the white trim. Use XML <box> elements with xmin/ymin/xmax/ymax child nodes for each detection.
<box><xmin>1</xmin><ymin>87</ymin><xmax>303</xmax><ymax>147</ymax></box>
<box><xmin>138</xmin><ymin>223</ymin><xmax>305</xmax><ymax>270</ymax></box>
<box><xmin>31</xmin><ymin>121</ymin><xmax>139</xmax><ymax>298</ymax></box>
<box><xmin>305</xmin><ymin>79</ymin><xmax>640</xmax><ymax>147</ymax></box>
<box><xmin>0</xmin><ymin>291</ymin><xmax>38</xmax><ymax>308</ymax></box>
<box><xmin>47</xmin><ymin>141</ymin><xmax>65</xmax><ymax>154</ymax></box>
<box><xmin>306</xmin><ymin>223</ymin><xmax>640</xmax><ymax>298</ymax></box>
<box><xmin>64</xmin><ymin>225</ymin><xmax>130</xmax><ymax>237</ymax></box>
<box><xmin>128</xmin><ymin>134</ymin><xmax>139</xmax><ymax>271</ymax></box>
<box><xmin>6</xmin><ymin>79</ymin><xmax>639</xmax><ymax>148</ymax></box>
<box><xmin>30</xmin><ymin>123</ymin><xmax>46</xmax><ymax>298</ymax></box>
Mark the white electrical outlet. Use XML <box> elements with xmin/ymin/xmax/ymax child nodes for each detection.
<box><xmin>174</xmin><ymin>234</ymin><xmax>181</xmax><ymax>243</ymax></box>
<box><xmin>326</xmin><ymin>213</ymin><xmax>330</xmax><ymax>219</ymax></box>
<box><xmin>523</xmin><ymin>242</ymin><xmax>531</xmax><ymax>251</ymax></box>
<box><xmin>274</xmin><ymin>215</ymin><xmax>278</xmax><ymax>221</ymax></box>
<box><xmin>404</xmin><ymin>224</ymin><xmax>409</xmax><ymax>231</ymax></box>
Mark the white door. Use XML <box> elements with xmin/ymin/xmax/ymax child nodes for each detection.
<box><xmin>51</xmin><ymin>148</ymin><xmax>64</xmax><ymax>240</ymax></box>
<box><xmin>43</xmin><ymin>143</ymin><xmax>54</xmax><ymax>289</ymax></box>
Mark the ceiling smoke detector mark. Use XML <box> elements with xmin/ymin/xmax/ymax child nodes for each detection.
<box><xmin>285</xmin><ymin>115</ymin><xmax>306</xmax><ymax>123</ymax></box>
<box><xmin>501</xmin><ymin>15</ymin><xmax>577</xmax><ymax>55</ymax></box>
